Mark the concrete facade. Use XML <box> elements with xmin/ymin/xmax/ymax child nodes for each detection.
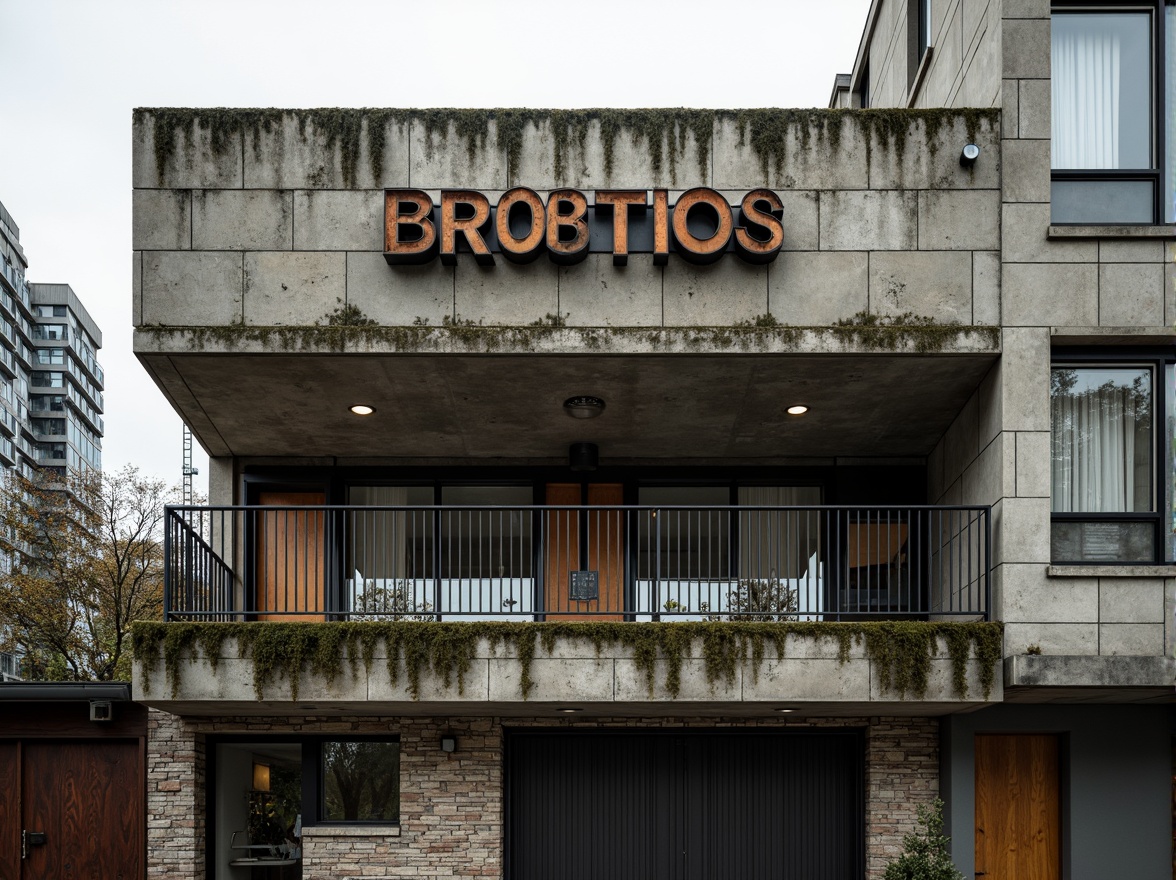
<box><xmin>130</xmin><ymin>1</ymin><xmax>1176</xmax><ymax>876</ymax></box>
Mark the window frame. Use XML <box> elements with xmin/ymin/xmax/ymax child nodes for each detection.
<box><xmin>1050</xmin><ymin>2</ymin><xmax>1169</xmax><ymax>225</ymax></box>
<box><xmin>1050</xmin><ymin>347</ymin><xmax>1175</xmax><ymax>564</ymax></box>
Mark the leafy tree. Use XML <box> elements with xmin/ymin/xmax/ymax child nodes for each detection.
<box><xmin>0</xmin><ymin>465</ymin><xmax>171</xmax><ymax>681</ymax></box>
<box><xmin>883</xmin><ymin>799</ymin><xmax>965</xmax><ymax>880</ymax></box>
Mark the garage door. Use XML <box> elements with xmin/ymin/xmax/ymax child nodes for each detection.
<box><xmin>506</xmin><ymin>730</ymin><xmax>864</xmax><ymax>880</ymax></box>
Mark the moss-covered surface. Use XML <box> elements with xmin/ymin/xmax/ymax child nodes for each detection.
<box><xmin>132</xmin><ymin>620</ymin><xmax>1003</xmax><ymax>703</ymax></box>
<box><xmin>134</xmin><ymin>107</ymin><xmax>999</xmax><ymax>187</ymax></box>
<box><xmin>141</xmin><ymin>308</ymin><xmax>999</xmax><ymax>356</ymax></box>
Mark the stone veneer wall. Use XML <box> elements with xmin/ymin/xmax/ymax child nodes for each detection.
<box><xmin>146</xmin><ymin>709</ymin><xmax>938</xmax><ymax>880</ymax></box>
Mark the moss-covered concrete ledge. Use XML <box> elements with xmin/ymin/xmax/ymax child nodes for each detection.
<box><xmin>132</xmin><ymin>620</ymin><xmax>1003</xmax><ymax>705</ymax></box>
<box><xmin>135</xmin><ymin>318</ymin><xmax>1001</xmax><ymax>357</ymax></box>
<box><xmin>133</xmin><ymin>107</ymin><xmax>1000</xmax><ymax>187</ymax></box>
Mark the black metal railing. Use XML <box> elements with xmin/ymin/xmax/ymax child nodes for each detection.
<box><xmin>163</xmin><ymin>505</ymin><xmax>991</xmax><ymax>621</ymax></box>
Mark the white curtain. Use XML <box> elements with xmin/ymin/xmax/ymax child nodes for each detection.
<box><xmin>349</xmin><ymin>486</ymin><xmax>410</xmax><ymax>599</ymax></box>
<box><xmin>1052</xmin><ymin>21</ymin><xmax>1121</xmax><ymax>169</ymax></box>
<box><xmin>1051</xmin><ymin>376</ymin><xmax>1151</xmax><ymax>513</ymax></box>
<box><xmin>738</xmin><ymin>487</ymin><xmax>821</xmax><ymax>579</ymax></box>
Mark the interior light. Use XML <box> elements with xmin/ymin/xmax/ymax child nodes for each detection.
<box><xmin>350</xmin><ymin>404</ymin><xmax>375</xmax><ymax>416</ymax></box>
<box><xmin>252</xmin><ymin>762</ymin><xmax>271</xmax><ymax>791</ymax></box>
<box><xmin>786</xmin><ymin>405</ymin><xmax>809</xmax><ymax>415</ymax></box>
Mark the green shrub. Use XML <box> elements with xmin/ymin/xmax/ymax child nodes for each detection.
<box><xmin>883</xmin><ymin>799</ymin><xmax>964</xmax><ymax>880</ymax></box>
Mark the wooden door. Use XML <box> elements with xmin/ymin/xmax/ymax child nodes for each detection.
<box><xmin>0</xmin><ymin>742</ymin><xmax>19</xmax><ymax>880</ymax></box>
<box><xmin>543</xmin><ymin>483</ymin><xmax>624</xmax><ymax>620</ymax></box>
<box><xmin>975</xmin><ymin>734</ymin><xmax>1060</xmax><ymax>880</ymax></box>
<box><xmin>257</xmin><ymin>491</ymin><xmax>326</xmax><ymax>620</ymax></box>
<box><xmin>20</xmin><ymin>741</ymin><xmax>142</xmax><ymax>880</ymax></box>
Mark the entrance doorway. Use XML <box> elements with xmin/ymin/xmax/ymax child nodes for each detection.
<box><xmin>974</xmin><ymin>734</ymin><xmax>1061</xmax><ymax>880</ymax></box>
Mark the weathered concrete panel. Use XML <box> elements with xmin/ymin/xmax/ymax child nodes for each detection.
<box><xmin>1001</xmin><ymin>138</ymin><xmax>1051</xmax><ymax>202</ymax></box>
<box><xmin>1000</xmin><ymin>328</ymin><xmax>1050</xmax><ymax>431</ymax></box>
<box><xmin>869</xmin><ymin>251</ymin><xmax>974</xmax><ymax>323</ymax></box>
<box><xmin>1003</xmin><ymin>0</ymin><xmax>1049</xmax><ymax>18</ymax></box>
<box><xmin>999</xmin><ymin>496</ymin><xmax>1051</xmax><ymax>564</ymax></box>
<box><xmin>962</xmin><ymin>432</ymin><xmax>1014</xmax><ymax>505</ymax></box>
<box><xmin>1014</xmin><ymin>430</ymin><xmax>1051</xmax><ymax>498</ymax></box>
<box><xmin>777</xmin><ymin>190</ymin><xmax>820</xmax><ymax>252</ymax></box>
<box><xmin>1003</xmin><ymin>263</ymin><xmax>1098</xmax><ymax>326</ymax></box>
<box><xmin>768</xmin><ymin>252</ymin><xmax>868</xmax><ymax>325</ymax></box>
<box><xmin>1004</xmin><ymin>654</ymin><xmax>1175</xmax><ymax>688</ymax></box>
<box><xmin>1002</xmin><ymin>563</ymin><xmax>1098</xmax><ymax>622</ymax></box>
<box><xmin>1099</xmin><ymin>579</ymin><xmax>1166</xmax><ymax>624</ymax></box>
<box><xmin>132</xmin><ymin>252</ymin><xmax>142</xmax><ymax>326</ymax></box>
<box><xmin>868</xmin><ymin>116</ymin><xmax>1000</xmax><ymax>191</ymax></box>
<box><xmin>712</xmin><ymin>115</ymin><xmax>869</xmax><ymax>190</ymax></box>
<box><xmin>489</xmin><ymin>657</ymin><xmax>614</xmax><ymax>702</ymax></box>
<box><xmin>193</xmin><ymin>190</ymin><xmax>292</xmax><ymax>251</ymax></box>
<box><xmin>1098</xmin><ymin>240</ymin><xmax>1166</xmax><ymax>263</ymax></box>
<box><xmin>410</xmin><ymin>119</ymin><xmax>507</xmax><ymax>189</ymax></box>
<box><xmin>142</xmin><ymin>251</ymin><xmax>242</xmax><ymax>326</ymax></box>
<box><xmin>346</xmin><ymin>253</ymin><xmax>453</xmax><ymax>326</ymax></box>
<box><xmin>820</xmin><ymin>190</ymin><xmax>917</xmax><ymax>251</ymax></box>
<box><xmin>1099</xmin><ymin>624</ymin><xmax>1166</xmax><ymax>656</ymax></box>
<box><xmin>133</xmin><ymin>114</ymin><xmax>243</xmax><ymax>189</ymax></box>
<box><xmin>294</xmin><ymin>190</ymin><xmax>383</xmax><ymax>251</ymax></box>
<box><xmin>242</xmin><ymin>113</ymin><xmax>411</xmax><ymax>190</ymax></box>
<box><xmin>1002</xmin><ymin>18</ymin><xmax>1051</xmax><ymax>78</ymax></box>
<box><xmin>243</xmin><ymin>251</ymin><xmax>345</xmax><ymax>325</ymax></box>
<box><xmin>614</xmin><ymin>658</ymin><xmax>743</xmax><ymax>702</ymax></box>
<box><xmin>744</xmin><ymin>659</ymin><xmax>871</xmax><ymax>701</ymax></box>
<box><xmin>972</xmin><ymin>251</ymin><xmax>1001</xmax><ymax>325</ymax></box>
<box><xmin>453</xmin><ymin>261</ymin><xmax>559</xmax><ymax>325</ymax></box>
<box><xmin>133</xmin><ymin>190</ymin><xmax>191</xmax><ymax>250</ymax></box>
<box><xmin>559</xmin><ymin>255</ymin><xmax>662</xmax><ymax>327</ymax></box>
<box><xmin>662</xmin><ymin>260</ymin><xmax>768</xmax><ymax>326</ymax></box>
<box><xmin>1003</xmin><ymin>622</ymin><xmax>1099</xmax><ymax>655</ymax></box>
<box><xmin>1002</xmin><ymin>203</ymin><xmax>1097</xmax><ymax>263</ymax></box>
<box><xmin>1018</xmin><ymin>78</ymin><xmax>1051</xmax><ymax>140</ymax></box>
<box><xmin>918</xmin><ymin>190</ymin><xmax>1000</xmax><ymax>251</ymax></box>
<box><xmin>1098</xmin><ymin>263</ymin><xmax>1165</xmax><ymax>327</ymax></box>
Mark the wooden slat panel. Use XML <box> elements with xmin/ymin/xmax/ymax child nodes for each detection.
<box><xmin>23</xmin><ymin>741</ymin><xmax>143</xmax><ymax>880</ymax></box>
<box><xmin>257</xmin><ymin>491</ymin><xmax>326</xmax><ymax>621</ymax></box>
<box><xmin>975</xmin><ymin>734</ymin><xmax>1061</xmax><ymax>880</ymax></box>
<box><xmin>543</xmin><ymin>484</ymin><xmax>581</xmax><ymax>617</ymax></box>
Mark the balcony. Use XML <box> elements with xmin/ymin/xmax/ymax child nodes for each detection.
<box><xmin>165</xmin><ymin>504</ymin><xmax>991</xmax><ymax>622</ymax></box>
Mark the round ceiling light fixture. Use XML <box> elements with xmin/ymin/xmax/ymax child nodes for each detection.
<box><xmin>774</xmin><ymin>707</ymin><xmax>798</xmax><ymax>713</ymax></box>
<box><xmin>563</xmin><ymin>395</ymin><xmax>606</xmax><ymax>419</ymax></box>
<box><xmin>786</xmin><ymin>405</ymin><xmax>809</xmax><ymax>416</ymax></box>
<box><xmin>557</xmin><ymin>707</ymin><xmax>583</xmax><ymax>714</ymax></box>
<box><xmin>350</xmin><ymin>404</ymin><xmax>375</xmax><ymax>416</ymax></box>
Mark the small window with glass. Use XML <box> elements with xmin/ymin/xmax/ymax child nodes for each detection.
<box><xmin>1050</xmin><ymin>355</ymin><xmax>1175</xmax><ymax>563</ymax></box>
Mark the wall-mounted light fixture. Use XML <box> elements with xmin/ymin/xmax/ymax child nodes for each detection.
<box><xmin>350</xmin><ymin>404</ymin><xmax>375</xmax><ymax>416</ymax></box>
<box><xmin>959</xmin><ymin>143</ymin><xmax>980</xmax><ymax>168</ymax></box>
<box><xmin>89</xmin><ymin>700</ymin><xmax>113</xmax><ymax>722</ymax></box>
<box><xmin>440</xmin><ymin>735</ymin><xmax>457</xmax><ymax>753</ymax></box>
<box><xmin>252</xmin><ymin>762</ymin><xmax>271</xmax><ymax>791</ymax></box>
<box><xmin>786</xmin><ymin>405</ymin><xmax>808</xmax><ymax>416</ymax></box>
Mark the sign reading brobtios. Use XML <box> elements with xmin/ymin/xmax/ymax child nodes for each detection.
<box><xmin>384</xmin><ymin>188</ymin><xmax>785</xmax><ymax>267</ymax></box>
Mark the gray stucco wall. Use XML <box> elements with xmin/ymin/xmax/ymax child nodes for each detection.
<box><xmin>941</xmin><ymin>704</ymin><xmax>1175</xmax><ymax>879</ymax></box>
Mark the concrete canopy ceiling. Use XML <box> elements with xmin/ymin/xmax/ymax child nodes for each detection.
<box><xmin>138</xmin><ymin>353</ymin><xmax>996</xmax><ymax>461</ymax></box>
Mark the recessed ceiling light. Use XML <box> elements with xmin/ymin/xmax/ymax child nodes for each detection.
<box><xmin>775</xmin><ymin>707</ymin><xmax>797</xmax><ymax>713</ymax></box>
<box><xmin>563</xmin><ymin>396</ymin><xmax>606</xmax><ymax>419</ymax></box>
<box><xmin>557</xmin><ymin>707</ymin><xmax>583</xmax><ymax>713</ymax></box>
<box><xmin>786</xmin><ymin>405</ymin><xmax>808</xmax><ymax>416</ymax></box>
<box><xmin>350</xmin><ymin>404</ymin><xmax>375</xmax><ymax>416</ymax></box>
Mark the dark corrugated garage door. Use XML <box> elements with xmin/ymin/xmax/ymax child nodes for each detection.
<box><xmin>506</xmin><ymin>730</ymin><xmax>864</xmax><ymax>880</ymax></box>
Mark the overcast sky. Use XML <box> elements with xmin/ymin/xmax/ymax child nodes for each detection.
<box><xmin>0</xmin><ymin>0</ymin><xmax>870</xmax><ymax>488</ymax></box>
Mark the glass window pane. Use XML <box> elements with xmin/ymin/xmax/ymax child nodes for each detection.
<box><xmin>1167</xmin><ymin>4</ymin><xmax>1175</xmax><ymax>222</ymax></box>
<box><xmin>1052</xmin><ymin>12</ymin><xmax>1152</xmax><ymax>170</ymax></box>
<box><xmin>1168</xmin><ymin>363</ymin><xmax>1175</xmax><ymax>561</ymax></box>
<box><xmin>1051</xmin><ymin>366</ymin><xmax>1153</xmax><ymax>513</ymax></box>
<box><xmin>1051</xmin><ymin>179</ymin><xmax>1156</xmax><ymax>224</ymax></box>
<box><xmin>322</xmin><ymin>740</ymin><xmax>399</xmax><ymax>822</ymax></box>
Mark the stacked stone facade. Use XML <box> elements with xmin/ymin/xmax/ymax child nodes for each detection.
<box><xmin>150</xmin><ymin>712</ymin><xmax>937</xmax><ymax>880</ymax></box>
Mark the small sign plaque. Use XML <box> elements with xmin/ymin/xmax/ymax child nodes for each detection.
<box><xmin>1081</xmin><ymin>523</ymin><xmax>1123</xmax><ymax>561</ymax></box>
<box><xmin>569</xmin><ymin>570</ymin><xmax>599</xmax><ymax>601</ymax></box>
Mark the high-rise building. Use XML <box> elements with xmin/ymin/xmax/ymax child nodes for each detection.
<box><xmin>0</xmin><ymin>197</ymin><xmax>105</xmax><ymax>682</ymax></box>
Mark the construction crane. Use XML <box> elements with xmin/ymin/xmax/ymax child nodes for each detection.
<box><xmin>181</xmin><ymin>424</ymin><xmax>199</xmax><ymax>505</ymax></box>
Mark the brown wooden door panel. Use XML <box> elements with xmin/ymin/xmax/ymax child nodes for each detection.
<box><xmin>257</xmin><ymin>491</ymin><xmax>326</xmax><ymax>621</ymax></box>
<box><xmin>544</xmin><ymin>484</ymin><xmax>625</xmax><ymax>620</ymax></box>
<box><xmin>22</xmin><ymin>741</ymin><xmax>142</xmax><ymax>880</ymax></box>
<box><xmin>975</xmin><ymin>733</ymin><xmax>1060</xmax><ymax>880</ymax></box>
<box><xmin>0</xmin><ymin>742</ymin><xmax>18</xmax><ymax>880</ymax></box>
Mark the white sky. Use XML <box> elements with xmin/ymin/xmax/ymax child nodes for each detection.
<box><xmin>0</xmin><ymin>0</ymin><xmax>871</xmax><ymax>487</ymax></box>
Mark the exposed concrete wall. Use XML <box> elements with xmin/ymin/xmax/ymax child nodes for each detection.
<box><xmin>132</xmin><ymin>111</ymin><xmax>1001</xmax><ymax>344</ymax></box>
<box><xmin>860</xmin><ymin>0</ymin><xmax>1001</xmax><ymax>110</ymax></box>
<box><xmin>152</xmin><ymin>713</ymin><xmax>937</xmax><ymax>880</ymax></box>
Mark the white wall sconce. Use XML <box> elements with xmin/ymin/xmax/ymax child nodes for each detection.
<box><xmin>959</xmin><ymin>144</ymin><xmax>980</xmax><ymax>167</ymax></box>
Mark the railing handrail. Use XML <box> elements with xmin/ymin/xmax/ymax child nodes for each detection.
<box><xmin>166</xmin><ymin>503</ymin><xmax>993</xmax><ymax>513</ymax></box>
